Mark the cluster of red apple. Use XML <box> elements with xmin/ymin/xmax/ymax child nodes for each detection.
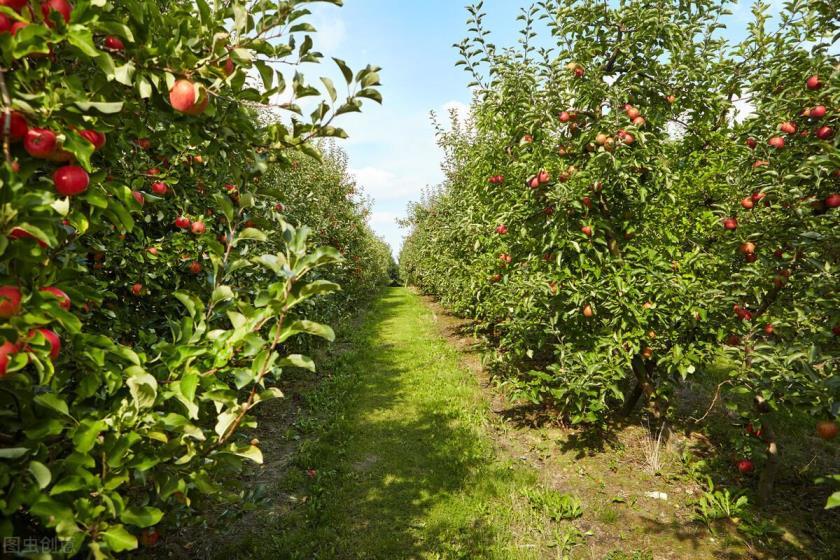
<box><xmin>487</xmin><ymin>175</ymin><xmax>504</xmax><ymax>184</ymax></box>
<box><xmin>0</xmin><ymin>284</ymin><xmax>70</xmax><ymax>376</ymax></box>
<box><xmin>0</xmin><ymin>0</ymin><xmax>73</xmax><ymax>36</ymax></box>
<box><xmin>527</xmin><ymin>169</ymin><xmax>550</xmax><ymax>189</ymax></box>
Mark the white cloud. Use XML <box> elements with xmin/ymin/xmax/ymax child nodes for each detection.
<box><xmin>311</xmin><ymin>16</ymin><xmax>346</xmax><ymax>54</ymax></box>
<box><xmin>369</xmin><ymin>211</ymin><xmax>400</xmax><ymax>225</ymax></box>
<box><xmin>350</xmin><ymin>166</ymin><xmax>427</xmax><ymax>201</ymax></box>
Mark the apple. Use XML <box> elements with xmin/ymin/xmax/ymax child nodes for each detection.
<box><xmin>745</xmin><ymin>253</ymin><xmax>757</xmax><ymax>263</ymax></box>
<box><xmin>768</xmin><ymin>136</ymin><xmax>784</xmax><ymax>149</ymax></box>
<box><xmin>174</xmin><ymin>216</ymin><xmax>191</xmax><ymax>229</ymax></box>
<box><xmin>763</xmin><ymin>323</ymin><xmax>774</xmax><ymax>335</ymax></box>
<box><xmin>274</xmin><ymin>202</ymin><xmax>285</xmax><ymax>212</ymax></box>
<box><xmin>617</xmin><ymin>130</ymin><xmax>634</xmax><ymax>144</ymax></box>
<box><xmin>806</xmin><ymin>75</ymin><xmax>822</xmax><ymax>90</ymax></box>
<box><xmin>543</xmin><ymin>206</ymin><xmax>554</xmax><ymax>216</ymax></box>
<box><xmin>9</xmin><ymin>20</ymin><xmax>27</xmax><ymax>35</ymax></box>
<box><xmin>559</xmin><ymin>111</ymin><xmax>571</xmax><ymax>123</ymax></box>
<box><xmin>151</xmin><ymin>181</ymin><xmax>168</xmax><ymax>195</ymax></box>
<box><xmin>40</xmin><ymin>0</ymin><xmax>72</xmax><ymax>25</ymax></box>
<box><xmin>751</xmin><ymin>192</ymin><xmax>766</xmax><ymax>202</ymax></box>
<box><xmin>666</xmin><ymin>95</ymin><xmax>676</xmax><ymax>104</ymax></box>
<box><xmin>740</xmin><ymin>197</ymin><xmax>754</xmax><ymax>209</ymax></box>
<box><xmin>53</xmin><ymin>165</ymin><xmax>89</xmax><ymax>196</ymax></box>
<box><xmin>33</xmin><ymin>328</ymin><xmax>60</xmax><ymax>360</ymax></box>
<box><xmin>103</xmin><ymin>35</ymin><xmax>124</xmax><ymax>51</ymax></box>
<box><xmin>131</xmin><ymin>283</ymin><xmax>143</xmax><ymax>296</ymax></box>
<box><xmin>224</xmin><ymin>183</ymin><xmax>237</xmax><ymax>192</ymax></box>
<box><xmin>223</xmin><ymin>57</ymin><xmax>235</xmax><ymax>76</ymax></box>
<box><xmin>582</xmin><ymin>304</ymin><xmax>594</xmax><ymax>318</ymax></box>
<box><xmin>825</xmin><ymin>194</ymin><xmax>840</xmax><ymax>208</ymax></box>
<box><xmin>9</xmin><ymin>227</ymin><xmax>47</xmax><ymax>248</ymax></box>
<box><xmin>39</xmin><ymin>286</ymin><xmax>70</xmax><ymax>310</ymax></box>
<box><xmin>79</xmin><ymin>129</ymin><xmax>106</xmax><ymax>150</ymax></box>
<box><xmin>574</xmin><ymin>66</ymin><xmax>584</xmax><ymax>77</ymax></box>
<box><xmin>495</xmin><ymin>224</ymin><xmax>507</xmax><ymax>235</ymax></box>
<box><xmin>135</xmin><ymin>138</ymin><xmax>151</xmax><ymax>150</ymax></box>
<box><xmin>816</xmin><ymin>420</ymin><xmax>838</xmax><ymax>441</ymax></box>
<box><xmin>595</xmin><ymin>133</ymin><xmax>608</xmax><ymax>145</ymax></box>
<box><xmin>816</xmin><ymin>126</ymin><xmax>834</xmax><ymax>140</ymax></box>
<box><xmin>746</xmin><ymin>423</ymin><xmax>763</xmax><ymax>438</ymax></box>
<box><xmin>188</xmin><ymin>261</ymin><xmax>202</xmax><ymax>274</ymax></box>
<box><xmin>139</xmin><ymin>529</ymin><xmax>159</xmax><ymax>547</ymax></box>
<box><xmin>632</xmin><ymin>116</ymin><xmax>645</xmax><ymax>127</ymax></box>
<box><xmin>24</xmin><ymin>128</ymin><xmax>57</xmax><ymax>158</ymax></box>
<box><xmin>132</xmin><ymin>191</ymin><xmax>145</xmax><ymax>205</ymax></box>
<box><xmin>0</xmin><ymin>340</ymin><xmax>18</xmax><ymax>377</ymax></box>
<box><xmin>723</xmin><ymin>217</ymin><xmax>738</xmax><ymax>230</ymax></box>
<box><xmin>833</xmin><ymin>324</ymin><xmax>840</xmax><ymax>336</ymax></box>
<box><xmin>739</xmin><ymin>241</ymin><xmax>756</xmax><ymax>255</ymax></box>
<box><xmin>3</xmin><ymin>111</ymin><xmax>28</xmax><ymax>142</ymax></box>
<box><xmin>809</xmin><ymin>105</ymin><xmax>826</xmax><ymax>118</ymax></box>
<box><xmin>521</xmin><ymin>134</ymin><xmax>533</xmax><ymax>144</ymax></box>
<box><xmin>499</xmin><ymin>253</ymin><xmax>511</xmax><ymax>264</ymax></box>
<box><xmin>538</xmin><ymin>170</ymin><xmax>550</xmax><ymax>184</ymax></box>
<box><xmin>169</xmin><ymin>79</ymin><xmax>207</xmax><ymax>115</ymax></box>
<box><xmin>147</xmin><ymin>247</ymin><xmax>158</xmax><ymax>256</ymax></box>
<box><xmin>582</xmin><ymin>196</ymin><xmax>592</xmax><ymax>208</ymax></box>
<box><xmin>581</xmin><ymin>225</ymin><xmax>593</xmax><ymax>237</ymax></box>
<box><xmin>745</xmin><ymin>137</ymin><xmax>757</xmax><ymax>149</ymax></box>
<box><xmin>190</xmin><ymin>221</ymin><xmax>206</xmax><ymax>235</ymax></box>
<box><xmin>0</xmin><ymin>285</ymin><xmax>22</xmax><ymax>318</ymax></box>
<box><xmin>752</xmin><ymin>160</ymin><xmax>768</xmax><ymax>168</ymax></box>
<box><xmin>779</xmin><ymin>121</ymin><xmax>796</xmax><ymax>134</ymax></box>
<box><xmin>626</xmin><ymin>107</ymin><xmax>641</xmax><ymax>119</ymax></box>
<box><xmin>737</xmin><ymin>459</ymin><xmax>754</xmax><ymax>474</ymax></box>
<box><xmin>528</xmin><ymin>176</ymin><xmax>540</xmax><ymax>189</ymax></box>
<box><xmin>725</xmin><ymin>334</ymin><xmax>741</xmax><ymax>346</ymax></box>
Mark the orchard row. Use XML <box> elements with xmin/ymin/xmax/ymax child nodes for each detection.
<box><xmin>1</xmin><ymin>0</ymin><xmax>388</xmax><ymax>556</ymax></box>
<box><xmin>401</xmin><ymin>0</ymin><xmax>838</xmax><ymax>506</ymax></box>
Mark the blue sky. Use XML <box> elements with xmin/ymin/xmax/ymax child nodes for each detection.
<box><xmin>301</xmin><ymin>0</ymin><xmax>778</xmax><ymax>257</ymax></box>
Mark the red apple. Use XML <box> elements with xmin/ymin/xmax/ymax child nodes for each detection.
<box><xmin>0</xmin><ymin>0</ymin><xmax>28</xmax><ymax>11</ymax></box>
<box><xmin>79</xmin><ymin>129</ymin><xmax>106</xmax><ymax>150</ymax></box>
<box><xmin>151</xmin><ymin>182</ymin><xmax>168</xmax><ymax>195</ymax></box>
<box><xmin>751</xmin><ymin>192</ymin><xmax>766</xmax><ymax>202</ymax></box>
<box><xmin>626</xmin><ymin>107</ymin><xmax>641</xmax><ymax>119</ymax></box>
<box><xmin>32</xmin><ymin>328</ymin><xmax>60</xmax><ymax>360</ymax></box>
<box><xmin>0</xmin><ymin>285</ymin><xmax>22</xmax><ymax>318</ymax></box>
<box><xmin>559</xmin><ymin>111</ymin><xmax>571</xmax><ymax>123</ymax></box>
<box><xmin>538</xmin><ymin>170</ymin><xmax>550</xmax><ymax>184</ymax></box>
<box><xmin>725</xmin><ymin>334</ymin><xmax>741</xmax><ymax>346</ymax></box>
<box><xmin>139</xmin><ymin>529</ymin><xmax>159</xmax><ymax>547</ymax></box>
<box><xmin>521</xmin><ymin>134</ymin><xmax>533</xmax><ymax>144</ymax></box>
<box><xmin>188</xmin><ymin>261</ymin><xmax>202</xmax><ymax>274</ymax></box>
<box><xmin>779</xmin><ymin>121</ymin><xmax>796</xmax><ymax>134</ymax></box>
<box><xmin>24</xmin><ymin>128</ymin><xmax>57</xmax><ymax>158</ymax></box>
<box><xmin>39</xmin><ymin>286</ymin><xmax>70</xmax><ymax>310</ymax></box>
<box><xmin>40</xmin><ymin>0</ymin><xmax>72</xmax><ymax>25</ymax></box>
<box><xmin>174</xmin><ymin>216</ymin><xmax>191</xmax><ymax>229</ymax></box>
<box><xmin>495</xmin><ymin>224</ymin><xmax>507</xmax><ymax>235</ymax></box>
<box><xmin>53</xmin><ymin>165</ymin><xmax>89</xmax><ymax>196</ymax></box>
<box><xmin>274</xmin><ymin>202</ymin><xmax>285</xmax><ymax>212</ymax></box>
<box><xmin>723</xmin><ymin>217</ymin><xmax>738</xmax><ymax>230</ymax></box>
<box><xmin>816</xmin><ymin>126</ymin><xmax>834</xmax><ymax>140</ymax></box>
<box><xmin>104</xmin><ymin>35</ymin><xmax>124</xmax><ymax>51</ymax></box>
<box><xmin>763</xmin><ymin>323</ymin><xmax>774</xmax><ymax>335</ymax></box>
<box><xmin>132</xmin><ymin>191</ymin><xmax>145</xmax><ymax>205</ymax></box>
<box><xmin>147</xmin><ymin>247</ymin><xmax>158</xmax><ymax>256</ymax></box>
<box><xmin>3</xmin><ymin>111</ymin><xmax>28</xmax><ymax>142</ymax></box>
<box><xmin>737</xmin><ymin>459</ymin><xmax>754</xmax><ymax>474</ymax></box>
<box><xmin>809</xmin><ymin>105</ymin><xmax>826</xmax><ymax>118</ymax></box>
<box><xmin>190</xmin><ymin>221</ymin><xmax>206</xmax><ymax>235</ymax></box>
<box><xmin>9</xmin><ymin>227</ymin><xmax>47</xmax><ymax>248</ymax></box>
<box><xmin>131</xmin><ymin>283</ymin><xmax>143</xmax><ymax>296</ymax></box>
<box><xmin>223</xmin><ymin>57</ymin><xmax>235</xmax><ymax>76</ymax></box>
<box><xmin>632</xmin><ymin>116</ymin><xmax>646</xmax><ymax>127</ymax></box>
<box><xmin>739</xmin><ymin>241</ymin><xmax>756</xmax><ymax>255</ymax></box>
<box><xmin>543</xmin><ymin>206</ymin><xmax>554</xmax><ymax>216</ymax></box>
<box><xmin>768</xmin><ymin>136</ymin><xmax>784</xmax><ymax>149</ymax></box>
<box><xmin>806</xmin><ymin>75</ymin><xmax>822</xmax><ymax>90</ymax></box>
<box><xmin>135</xmin><ymin>138</ymin><xmax>151</xmax><ymax>150</ymax></box>
<box><xmin>581</xmin><ymin>225</ymin><xmax>593</xmax><ymax>237</ymax></box>
<box><xmin>582</xmin><ymin>196</ymin><xmax>592</xmax><ymax>208</ymax></box>
<box><xmin>0</xmin><ymin>340</ymin><xmax>18</xmax><ymax>377</ymax></box>
<box><xmin>816</xmin><ymin>420</ymin><xmax>838</xmax><ymax>440</ymax></box>
<box><xmin>169</xmin><ymin>79</ymin><xmax>200</xmax><ymax>113</ymax></box>
<box><xmin>745</xmin><ymin>137</ymin><xmax>757</xmax><ymax>149</ymax></box>
<box><xmin>528</xmin><ymin>176</ymin><xmax>540</xmax><ymax>189</ymax></box>
<box><xmin>825</xmin><ymin>194</ymin><xmax>840</xmax><ymax>208</ymax></box>
<box><xmin>752</xmin><ymin>160</ymin><xmax>768</xmax><ymax>168</ymax></box>
<box><xmin>582</xmin><ymin>304</ymin><xmax>594</xmax><ymax>318</ymax></box>
<box><xmin>740</xmin><ymin>197</ymin><xmax>754</xmax><ymax>209</ymax></box>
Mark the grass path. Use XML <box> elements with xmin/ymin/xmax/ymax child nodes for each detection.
<box><xmin>259</xmin><ymin>287</ymin><xmax>547</xmax><ymax>559</ymax></box>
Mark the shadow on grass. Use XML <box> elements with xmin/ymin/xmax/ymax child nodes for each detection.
<box><xmin>221</xmin><ymin>288</ymin><xmax>505</xmax><ymax>560</ymax></box>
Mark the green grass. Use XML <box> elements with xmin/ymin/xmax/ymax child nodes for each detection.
<box><xmin>235</xmin><ymin>287</ymin><xmax>551</xmax><ymax>559</ymax></box>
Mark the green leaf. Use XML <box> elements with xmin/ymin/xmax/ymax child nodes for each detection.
<box><xmin>102</xmin><ymin>525</ymin><xmax>137</xmax><ymax>552</ymax></box>
<box><xmin>120</xmin><ymin>506</ymin><xmax>163</xmax><ymax>528</ymax></box>
<box><xmin>0</xmin><ymin>447</ymin><xmax>29</xmax><ymax>459</ymax></box>
<box><xmin>34</xmin><ymin>393</ymin><xmax>70</xmax><ymax>417</ymax></box>
<box><xmin>277</xmin><ymin>354</ymin><xmax>316</xmax><ymax>372</ymax></box>
<box><xmin>827</xmin><ymin>491</ymin><xmax>840</xmax><ymax>510</ymax></box>
<box><xmin>74</xmin><ymin>101</ymin><xmax>124</xmax><ymax>114</ymax></box>
<box><xmin>28</xmin><ymin>461</ymin><xmax>51</xmax><ymax>489</ymax></box>
<box><xmin>67</xmin><ymin>26</ymin><xmax>100</xmax><ymax>56</ymax></box>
